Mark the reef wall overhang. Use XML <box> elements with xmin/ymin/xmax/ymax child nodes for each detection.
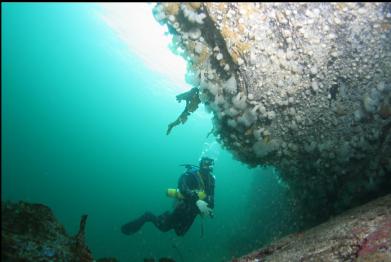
<box><xmin>153</xmin><ymin>3</ymin><xmax>391</xmax><ymax>214</ymax></box>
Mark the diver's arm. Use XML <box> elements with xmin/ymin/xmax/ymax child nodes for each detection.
<box><xmin>178</xmin><ymin>175</ymin><xmax>198</xmax><ymax>203</ymax></box>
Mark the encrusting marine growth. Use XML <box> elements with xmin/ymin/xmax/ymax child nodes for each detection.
<box><xmin>156</xmin><ymin>2</ymin><xmax>391</xmax><ymax>219</ymax></box>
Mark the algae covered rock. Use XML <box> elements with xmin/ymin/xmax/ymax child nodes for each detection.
<box><xmin>233</xmin><ymin>194</ymin><xmax>391</xmax><ymax>261</ymax></box>
<box><xmin>1</xmin><ymin>201</ymin><xmax>93</xmax><ymax>261</ymax></box>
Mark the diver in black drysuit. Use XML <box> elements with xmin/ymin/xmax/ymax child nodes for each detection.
<box><xmin>121</xmin><ymin>157</ymin><xmax>215</xmax><ymax>236</ymax></box>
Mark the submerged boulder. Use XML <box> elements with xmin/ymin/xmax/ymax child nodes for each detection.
<box><xmin>1</xmin><ymin>201</ymin><xmax>93</xmax><ymax>261</ymax></box>
<box><xmin>154</xmin><ymin>2</ymin><xmax>391</xmax><ymax>217</ymax></box>
<box><xmin>232</xmin><ymin>194</ymin><xmax>391</xmax><ymax>261</ymax></box>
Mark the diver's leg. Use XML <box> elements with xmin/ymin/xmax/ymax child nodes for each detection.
<box><xmin>173</xmin><ymin>203</ymin><xmax>199</xmax><ymax>236</ymax></box>
<box><xmin>149</xmin><ymin>211</ymin><xmax>172</xmax><ymax>232</ymax></box>
<box><xmin>151</xmin><ymin>202</ymin><xmax>189</xmax><ymax>233</ymax></box>
<box><xmin>121</xmin><ymin>211</ymin><xmax>157</xmax><ymax>235</ymax></box>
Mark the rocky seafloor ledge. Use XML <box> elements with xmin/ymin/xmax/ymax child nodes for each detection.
<box><xmin>2</xmin><ymin>195</ymin><xmax>390</xmax><ymax>261</ymax></box>
<box><xmin>233</xmin><ymin>194</ymin><xmax>391</xmax><ymax>261</ymax></box>
<box><xmin>153</xmin><ymin>2</ymin><xmax>391</xmax><ymax>220</ymax></box>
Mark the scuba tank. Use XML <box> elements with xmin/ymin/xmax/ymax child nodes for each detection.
<box><xmin>166</xmin><ymin>163</ymin><xmax>207</xmax><ymax>200</ymax></box>
<box><xmin>166</xmin><ymin>188</ymin><xmax>206</xmax><ymax>200</ymax></box>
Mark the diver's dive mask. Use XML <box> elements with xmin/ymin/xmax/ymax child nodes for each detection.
<box><xmin>200</xmin><ymin>157</ymin><xmax>214</xmax><ymax>173</ymax></box>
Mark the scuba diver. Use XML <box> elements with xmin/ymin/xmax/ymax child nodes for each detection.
<box><xmin>121</xmin><ymin>157</ymin><xmax>215</xmax><ymax>236</ymax></box>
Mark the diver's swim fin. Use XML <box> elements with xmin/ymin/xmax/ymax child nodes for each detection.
<box><xmin>121</xmin><ymin>212</ymin><xmax>156</xmax><ymax>235</ymax></box>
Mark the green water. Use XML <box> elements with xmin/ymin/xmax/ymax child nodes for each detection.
<box><xmin>2</xmin><ymin>3</ymin><xmax>293</xmax><ymax>261</ymax></box>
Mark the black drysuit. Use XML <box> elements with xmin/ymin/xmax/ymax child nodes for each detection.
<box><xmin>155</xmin><ymin>168</ymin><xmax>215</xmax><ymax>236</ymax></box>
<box><xmin>121</xmin><ymin>167</ymin><xmax>215</xmax><ymax>236</ymax></box>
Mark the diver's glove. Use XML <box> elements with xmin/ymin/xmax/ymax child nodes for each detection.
<box><xmin>196</xmin><ymin>200</ymin><xmax>213</xmax><ymax>218</ymax></box>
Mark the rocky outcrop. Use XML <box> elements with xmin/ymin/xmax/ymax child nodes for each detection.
<box><xmin>153</xmin><ymin>2</ymin><xmax>391</xmax><ymax>216</ymax></box>
<box><xmin>2</xmin><ymin>201</ymin><xmax>94</xmax><ymax>261</ymax></box>
<box><xmin>232</xmin><ymin>194</ymin><xmax>391</xmax><ymax>261</ymax></box>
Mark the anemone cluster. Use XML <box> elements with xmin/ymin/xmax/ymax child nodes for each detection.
<box><xmin>153</xmin><ymin>3</ymin><xmax>391</xmax><ymax>214</ymax></box>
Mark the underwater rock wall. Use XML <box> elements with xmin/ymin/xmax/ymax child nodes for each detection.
<box><xmin>232</xmin><ymin>194</ymin><xmax>391</xmax><ymax>261</ymax></box>
<box><xmin>153</xmin><ymin>3</ymin><xmax>391</xmax><ymax>216</ymax></box>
